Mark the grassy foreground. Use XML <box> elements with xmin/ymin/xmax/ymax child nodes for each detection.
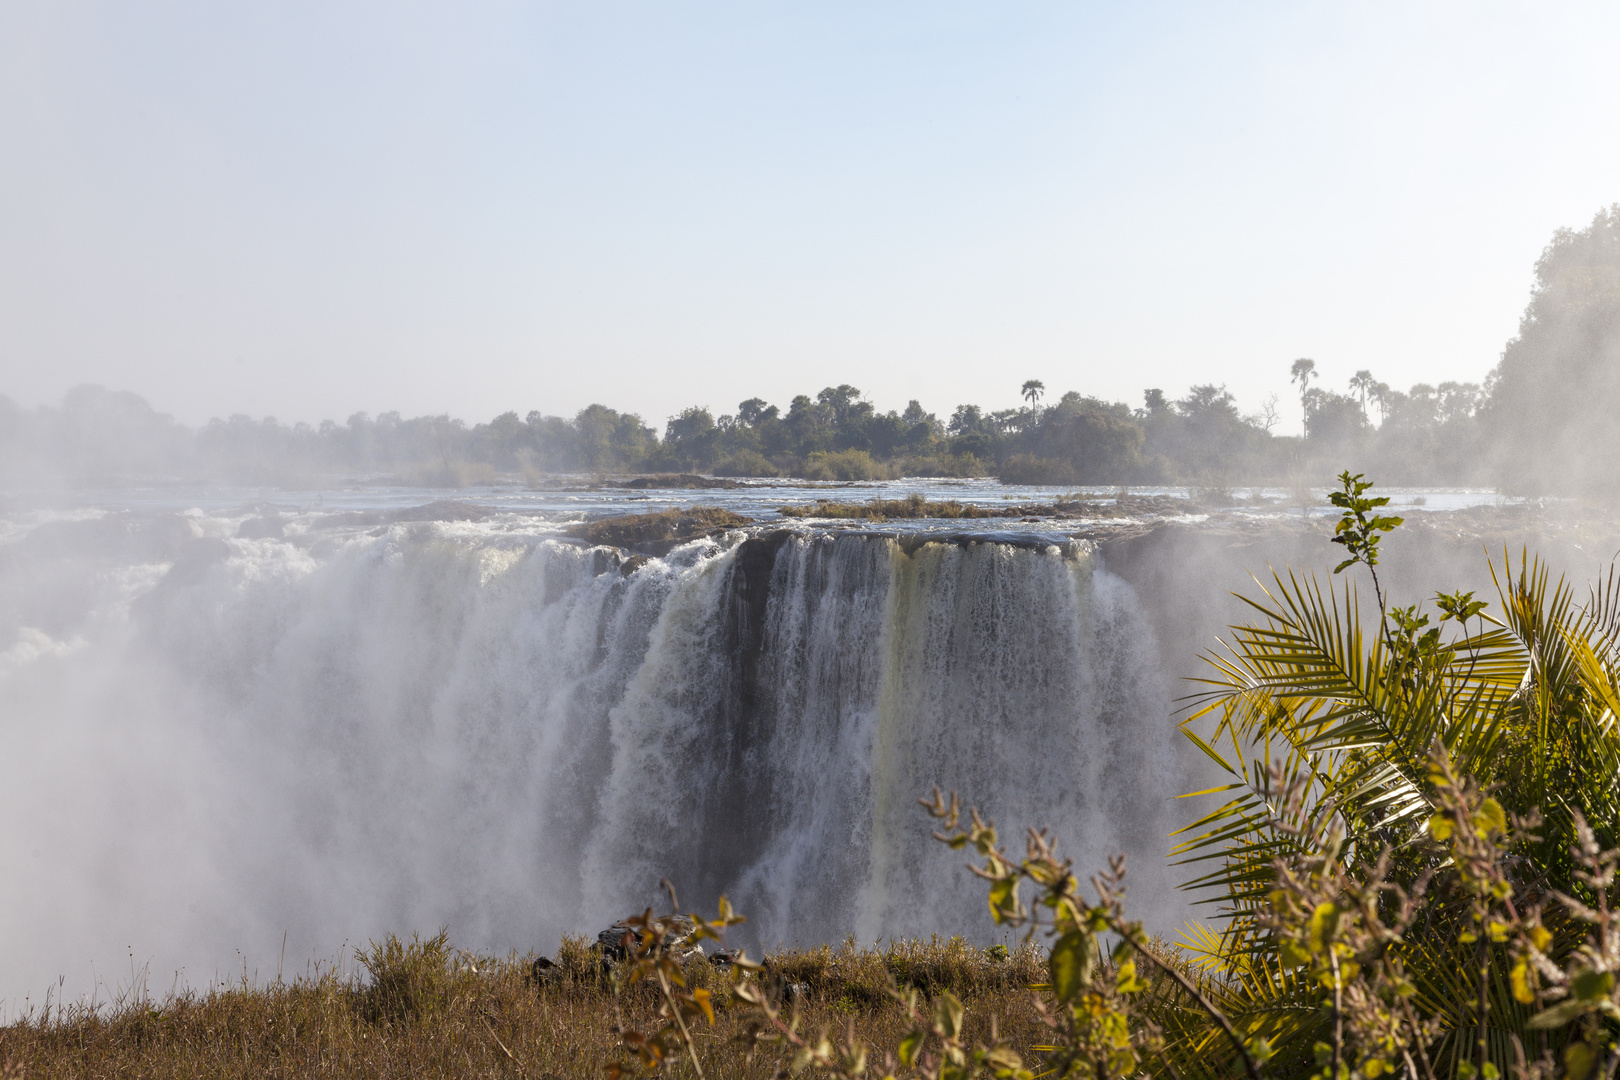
<box><xmin>0</xmin><ymin>935</ymin><xmax>1048</xmax><ymax>1079</ymax></box>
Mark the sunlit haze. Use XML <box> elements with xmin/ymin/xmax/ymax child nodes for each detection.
<box><xmin>3</xmin><ymin>2</ymin><xmax>1619</xmax><ymax>433</ymax></box>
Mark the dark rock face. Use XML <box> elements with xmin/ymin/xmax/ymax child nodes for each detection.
<box><xmin>678</xmin><ymin>533</ymin><xmax>787</xmax><ymax>906</ymax></box>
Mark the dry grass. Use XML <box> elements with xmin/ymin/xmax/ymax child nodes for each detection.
<box><xmin>0</xmin><ymin>936</ymin><xmax>1049</xmax><ymax>1079</ymax></box>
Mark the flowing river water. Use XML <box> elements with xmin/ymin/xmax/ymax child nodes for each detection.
<box><xmin>0</xmin><ymin>479</ymin><xmax>1502</xmax><ymax>1008</ymax></box>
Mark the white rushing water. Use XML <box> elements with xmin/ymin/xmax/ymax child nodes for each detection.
<box><xmin>0</xmin><ymin>501</ymin><xmax>1184</xmax><ymax>1009</ymax></box>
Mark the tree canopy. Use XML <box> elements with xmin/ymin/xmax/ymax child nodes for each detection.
<box><xmin>1486</xmin><ymin>205</ymin><xmax>1620</xmax><ymax>494</ymax></box>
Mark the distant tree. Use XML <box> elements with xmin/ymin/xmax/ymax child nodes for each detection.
<box><xmin>900</xmin><ymin>399</ymin><xmax>934</xmax><ymax>428</ymax></box>
<box><xmin>472</xmin><ymin>411</ymin><xmax>530</xmax><ymax>469</ymax></box>
<box><xmin>1304</xmin><ymin>389</ymin><xmax>1368</xmax><ymax>449</ymax></box>
<box><xmin>947</xmin><ymin>404</ymin><xmax>985</xmax><ymax>436</ymax></box>
<box><xmin>1141</xmin><ymin>388</ymin><xmax>1169</xmax><ymax>415</ymax></box>
<box><xmin>1486</xmin><ymin>205</ymin><xmax>1620</xmax><ymax>493</ymax></box>
<box><xmin>1290</xmin><ymin>358</ymin><xmax>1317</xmax><ymax>434</ymax></box>
<box><xmin>900</xmin><ymin>400</ymin><xmax>939</xmax><ymax>446</ymax></box>
<box><xmin>814</xmin><ymin>386</ymin><xmax>874</xmax><ymax>451</ymax></box>
<box><xmin>664</xmin><ymin>406</ymin><xmax>718</xmax><ymax>469</ymax></box>
<box><xmin>1349</xmin><ymin>369</ymin><xmax>1375</xmax><ymax>418</ymax></box>
<box><xmin>573</xmin><ymin>404</ymin><xmax>654</xmax><ymax>473</ymax></box>
<box><xmin>1021</xmin><ymin>379</ymin><xmax>1045</xmax><ymax>407</ymax></box>
<box><xmin>815</xmin><ymin>385</ymin><xmax>867</xmax><ymax>427</ymax></box>
<box><xmin>985</xmin><ymin>408</ymin><xmax>1022</xmax><ymax>434</ymax></box>
<box><xmin>1245</xmin><ymin>392</ymin><xmax>1281</xmax><ymax>434</ymax></box>
<box><xmin>1038</xmin><ymin>395</ymin><xmax>1143</xmax><ymax>481</ymax></box>
<box><xmin>1370</xmin><ymin>381</ymin><xmax>1392</xmax><ymax>424</ymax></box>
<box><xmin>1170</xmin><ymin>384</ymin><xmax>1255</xmax><ymax>480</ymax></box>
<box><xmin>1436</xmin><ymin>381</ymin><xmax>1483</xmax><ymax>425</ymax></box>
<box><xmin>736</xmin><ymin>398</ymin><xmax>777</xmax><ymax>426</ymax></box>
<box><xmin>784</xmin><ymin>394</ymin><xmax>830</xmax><ymax>452</ymax></box>
<box><xmin>863</xmin><ymin>411</ymin><xmax>911</xmax><ymax>456</ymax></box>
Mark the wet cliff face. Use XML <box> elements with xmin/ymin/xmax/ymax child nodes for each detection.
<box><xmin>577</xmin><ymin>529</ymin><xmax>1182</xmax><ymax>950</ymax></box>
<box><xmin>0</xmin><ymin>518</ymin><xmax>1186</xmax><ymax>1000</ymax></box>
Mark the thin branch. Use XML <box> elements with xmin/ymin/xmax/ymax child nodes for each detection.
<box><xmin>1119</xmin><ymin>930</ymin><xmax>1262</xmax><ymax>1080</ymax></box>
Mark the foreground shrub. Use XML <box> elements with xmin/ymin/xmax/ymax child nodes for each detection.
<box><xmin>355</xmin><ymin>929</ymin><xmax>471</xmax><ymax>1026</ymax></box>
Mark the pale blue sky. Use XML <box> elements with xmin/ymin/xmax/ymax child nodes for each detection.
<box><xmin>3</xmin><ymin>2</ymin><xmax>1619</xmax><ymax>433</ymax></box>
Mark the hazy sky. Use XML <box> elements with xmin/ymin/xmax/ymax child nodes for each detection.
<box><xmin>3</xmin><ymin>2</ymin><xmax>1619</xmax><ymax>434</ymax></box>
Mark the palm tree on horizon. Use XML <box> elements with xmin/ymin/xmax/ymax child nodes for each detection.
<box><xmin>1021</xmin><ymin>379</ymin><xmax>1045</xmax><ymax>408</ymax></box>
<box><xmin>1289</xmin><ymin>358</ymin><xmax>1317</xmax><ymax>436</ymax></box>
<box><xmin>1349</xmin><ymin>368</ymin><xmax>1376</xmax><ymax>420</ymax></box>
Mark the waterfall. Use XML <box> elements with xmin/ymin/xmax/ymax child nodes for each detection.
<box><xmin>0</xmin><ymin>514</ymin><xmax>1182</xmax><ymax>1004</ymax></box>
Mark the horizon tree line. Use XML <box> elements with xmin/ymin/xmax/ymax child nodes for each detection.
<box><xmin>7</xmin><ymin>203</ymin><xmax>1620</xmax><ymax>493</ymax></box>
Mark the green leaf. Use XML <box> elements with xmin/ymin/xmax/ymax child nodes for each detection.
<box><xmin>1308</xmin><ymin>901</ymin><xmax>1340</xmax><ymax>952</ymax></box>
<box><xmin>898</xmin><ymin>1030</ymin><xmax>923</xmax><ymax>1067</ymax></box>
<box><xmin>1573</xmin><ymin>968</ymin><xmax>1614</xmax><ymax>1002</ymax></box>
<box><xmin>1473</xmin><ymin>797</ymin><xmax>1507</xmax><ymax>837</ymax></box>
<box><xmin>987</xmin><ymin>877</ymin><xmax>1017</xmax><ymax>923</ymax></box>
<box><xmin>933</xmin><ymin>990</ymin><xmax>964</xmax><ymax>1039</ymax></box>
<box><xmin>1048</xmin><ymin>930</ymin><xmax>1093</xmax><ymax>1003</ymax></box>
<box><xmin>1566</xmin><ymin>1041</ymin><xmax>1597</xmax><ymax>1080</ymax></box>
<box><xmin>1529</xmin><ymin>998</ymin><xmax>1590</xmax><ymax>1029</ymax></box>
<box><xmin>1511</xmin><ymin>961</ymin><xmax>1535</xmax><ymax>1005</ymax></box>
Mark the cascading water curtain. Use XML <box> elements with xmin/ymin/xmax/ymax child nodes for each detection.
<box><xmin>0</xmin><ymin>518</ymin><xmax>1182</xmax><ymax>1004</ymax></box>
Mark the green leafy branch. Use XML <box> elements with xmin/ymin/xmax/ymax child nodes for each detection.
<box><xmin>921</xmin><ymin>788</ymin><xmax>1265</xmax><ymax>1080</ymax></box>
<box><xmin>1329</xmin><ymin>471</ymin><xmax>1404</xmax><ymax>617</ymax></box>
<box><xmin>606</xmin><ymin>880</ymin><xmax>745</xmax><ymax>1080</ymax></box>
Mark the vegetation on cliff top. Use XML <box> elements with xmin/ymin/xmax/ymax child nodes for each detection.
<box><xmin>778</xmin><ymin>495</ymin><xmax>1025</xmax><ymax>520</ymax></box>
<box><xmin>564</xmin><ymin>506</ymin><xmax>750</xmax><ymax>548</ymax></box>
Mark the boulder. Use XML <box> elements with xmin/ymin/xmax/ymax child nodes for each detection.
<box><xmin>565</xmin><ymin>507</ymin><xmax>750</xmax><ymax>554</ymax></box>
<box><xmin>596</xmin><ymin>915</ymin><xmax>702</xmax><ymax>961</ymax></box>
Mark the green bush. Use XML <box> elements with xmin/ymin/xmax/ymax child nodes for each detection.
<box><xmin>801</xmin><ymin>449</ymin><xmax>892</xmax><ymax>481</ymax></box>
